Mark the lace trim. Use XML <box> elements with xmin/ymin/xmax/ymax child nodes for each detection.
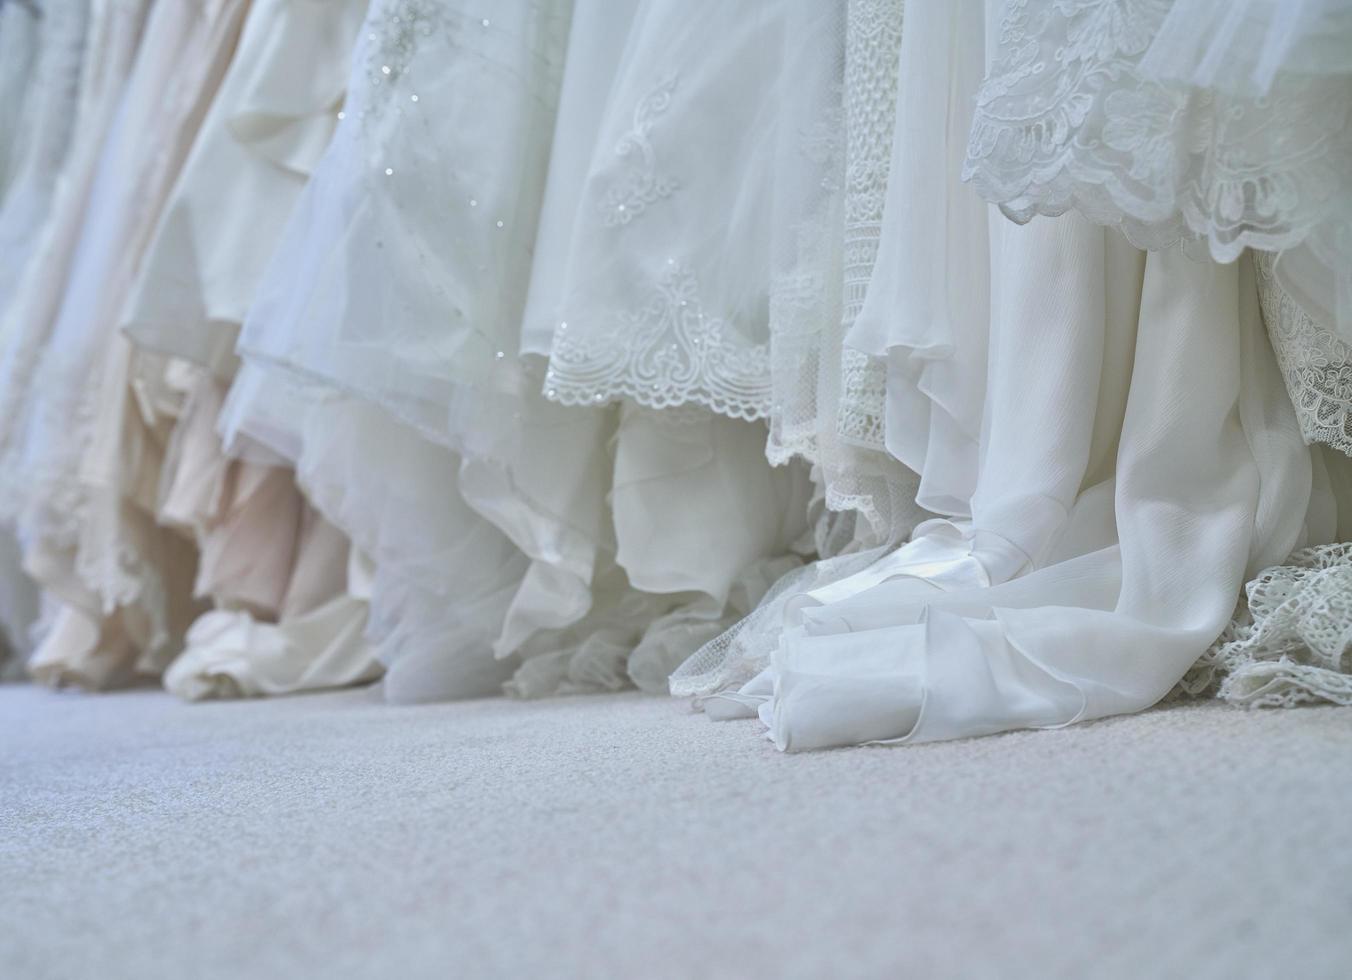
<box><xmin>834</xmin><ymin>0</ymin><xmax>901</xmax><ymax>453</ymax></box>
<box><xmin>602</xmin><ymin>72</ymin><xmax>680</xmax><ymax>227</ymax></box>
<box><xmin>545</xmin><ymin>261</ymin><xmax>770</xmax><ymax>421</ymax></box>
<box><xmin>766</xmin><ymin>243</ymin><xmax>832</xmax><ymax>465</ymax></box>
<box><xmin>1256</xmin><ymin>252</ymin><xmax>1352</xmax><ymax>457</ymax></box>
<box><xmin>837</xmin><ymin>348</ymin><xmax>887</xmax><ymax>448</ymax></box>
<box><xmin>1177</xmin><ymin>542</ymin><xmax>1352</xmax><ymax>708</ymax></box>
<box><xmin>962</xmin><ymin>0</ymin><xmax>1352</xmax><ymax>266</ymax></box>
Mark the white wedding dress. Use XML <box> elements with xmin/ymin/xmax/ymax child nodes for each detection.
<box><xmin>675</xmin><ymin>0</ymin><xmax>1351</xmax><ymax>750</ymax></box>
<box><xmin>0</xmin><ymin>0</ymin><xmax>1345</xmax><ymax>744</ymax></box>
<box><xmin>226</xmin><ymin>0</ymin><xmax>814</xmax><ymax>703</ymax></box>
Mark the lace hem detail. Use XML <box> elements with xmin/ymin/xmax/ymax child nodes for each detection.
<box><xmin>545</xmin><ymin>262</ymin><xmax>770</xmax><ymax>421</ymax></box>
<box><xmin>837</xmin><ymin>348</ymin><xmax>887</xmax><ymax>449</ymax></box>
<box><xmin>1256</xmin><ymin>252</ymin><xmax>1352</xmax><ymax>457</ymax></box>
<box><xmin>833</xmin><ymin>0</ymin><xmax>900</xmax><ymax>453</ymax></box>
<box><xmin>962</xmin><ymin>0</ymin><xmax>1352</xmax><ymax>268</ymax></box>
<box><xmin>1176</xmin><ymin>542</ymin><xmax>1352</xmax><ymax>707</ymax></box>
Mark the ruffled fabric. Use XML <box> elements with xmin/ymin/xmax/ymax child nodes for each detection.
<box><xmin>962</xmin><ymin>0</ymin><xmax>1352</xmax><ymax>344</ymax></box>
<box><xmin>849</xmin><ymin>0</ymin><xmax>989</xmax><ymax>519</ymax></box>
<box><xmin>685</xmin><ymin>216</ymin><xmax>1342</xmax><ymax>750</ymax></box>
<box><xmin>1</xmin><ymin>0</ymin><xmax>246</xmax><ymax>689</ymax></box>
<box><xmin>0</xmin><ymin>528</ymin><xmax>38</xmax><ymax>680</ymax></box>
<box><xmin>113</xmin><ymin>0</ymin><xmax>380</xmax><ymax>703</ymax></box>
<box><xmin>122</xmin><ymin>0</ymin><xmax>372</xmax><ymax>377</ymax></box>
<box><xmin>162</xmin><ymin>542</ymin><xmax>376</xmax><ymax>701</ymax></box>
<box><xmin>228</xmin><ymin>0</ymin><xmax>816</xmax><ymax>705</ymax></box>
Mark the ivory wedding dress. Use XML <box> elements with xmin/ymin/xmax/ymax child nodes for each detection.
<box><xmin>1</xmin><ymin>0</ymin><xmax>245</xmax><ymax>688</ymax></box>
<box><xmin>0</xmin><ymin>0</ymin><xmax>86</xmax><ymax>676</ymax></box>
<box><xmin>119</xmin><ymin>0</ymin><xmax>377</xmax><ymax>700</ymax></box>
<box><xmin>0</xmin><ymin>0</ymin><xmax>150</xmax><ymax>683</ymax></box>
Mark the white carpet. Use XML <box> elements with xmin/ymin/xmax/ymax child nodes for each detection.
<box><xmin>2</xmin><ymin>684</ymin><xmax>1349</xmax><ymax>979</ymax></box>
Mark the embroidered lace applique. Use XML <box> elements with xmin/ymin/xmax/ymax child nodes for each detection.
<box><xmin>545</xmin><ymin>261</ymin><xmax>770</xmax><ymax>421</ymax></box>
<box><xmin>963</xmin><ymin>0</ymin><xmax>1352</xmax><ymax>273</ymax></box>
<box><xmin>602</xmin><ymin>73</ymin><xmax>679</xmax><ymax>227</ymax></box>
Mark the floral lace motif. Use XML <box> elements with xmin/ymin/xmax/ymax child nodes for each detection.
<box><xmin>838</xmin><ymin>348</ymin><xmax>887</xmax><ymax>447</ymax></box>
<box><xmin>962</xmin><ymin>0</ymin><xmax>1352</xmax><ymax>269</ymax></box>
<box><xmin>545</xmin><ymin>262</ymin><xmax>770</xmax><ymax>421</ymax></box>
<box><xmin>602</xmin><ymin>73</ymin><xmax>679</xmax><ymax>227</ymax></box>
<box><xmin>1256</xmin><ymin>252</ymin><xmax>1352</xmax><ymax>457</ymax></box>
<box><xmin>1177</xmin><ymin>542</ymin><xmax>1352</xmax><ymax>708</ymax></box>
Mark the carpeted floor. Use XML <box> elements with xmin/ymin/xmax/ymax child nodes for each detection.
<box><xmin>1</xmin><ymin>684</ymin><xmax>1349</xmax><ymax>979</ymax></box>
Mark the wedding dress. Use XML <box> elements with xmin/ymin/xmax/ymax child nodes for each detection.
<box><xmin>960</xmin><ymin>0</ymin><xmax>1352</xmax><ymax>716</ymax></box>
<box><xmin>0</xmin><ymin>0</ymin><xmax>147</xmax><ymax>460</ymax></box>
<box><xmin>761</xmin><ymin>0</ymin><xmax>926</xmax><ymax>549</ymax></box>
<box><xmin>0</xmin><ymin>527</ymin><xmax>37</xmax><ymax>679</ymax></box>
<box><xmin>226</xmin><ymin>0</ymin><xmax>575</xmax><ymax>701</ymax></box>
<box><xmin>538</xmin><ymin>0</ymin><xmax>833</xmax><ymax>423</ymax></box>
<box><xmin>118</xmin><ymin>0</ymin><xmax>377</xmax><ymax>700</ymax></box>
<box><xmin>0</xmin><ymin>0</ymin><xmax>41</xmax><ymax>201</ymax></box>
<box><xmin>675</xmin><ymin>0</ymin><xmax>1350</xmax><ymax>750</ymax></box>
<box><xmin>963</xmin><ymin>0</ymin><xmax>1352</xmax><ymax>345</ymax></box>
<box><xmin>0</xmin><ymin>0</ymin><xmax>87</xmax><ymax>315</ymax></box>
<box><xmin>692</xmin><ymin>229</ymin><xmax>1340</xmax><ymax>751</ymax></box>
<box><xmin>2</xmin><ymin>0</ymin><xmax>246</xmax><ymax>688</ymax></box>
<box><xmin>672</xmin><ymin>0</ymin><xmax>955</xmax><ymax>704</ymax></box>
<box><xmin>0</xmin><ymin>0</ymin><xmax>149</xmax><ymax>681</ymax></box>
<box><xmin>0</xmin><ymin>0</ymin><xmax>1345</xmax><ymax>745</ymax></box>
<box><xmin>227</xmin><ymin>0</ymin><xmax>814</xmax><ymax>703</ymax></box>
<box><xmin>0</xmin><ymin>0</ymin><xmax>83</xmax><ymax>675</ymax></box>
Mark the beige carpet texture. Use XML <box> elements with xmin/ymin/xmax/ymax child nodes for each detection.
<box><xmin>2</xmin><ymin>685</ymin><xmax>1350</xmax><ymax>979</ymax></box>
